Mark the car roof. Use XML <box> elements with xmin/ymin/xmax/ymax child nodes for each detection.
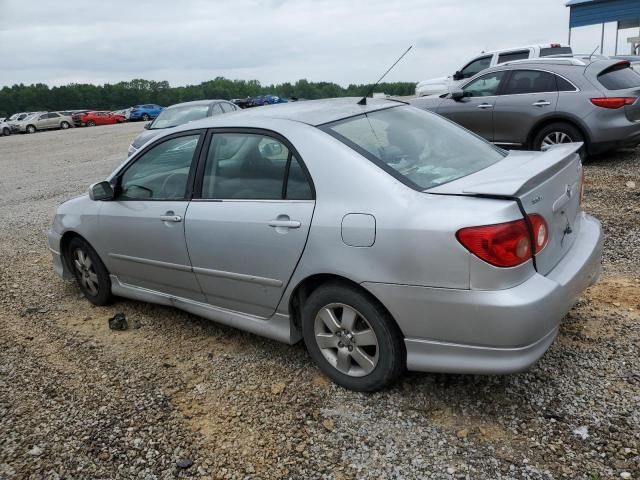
<box><xmin>166</xmin><ymin>99</ymin><xmax>228</xmax><ymax>109</ymax></box>
<box><xmin>482</xmin><ymin>44</ymin><xmax>570</xmax><ymax>55</ymax></box>
<box><xmin>490</xmin><ymin>57</ymin><xmax>622</xmax><ymax>71</ymax></box>
<box><xmin>209</xmin><ymin>97</ymin><xmax>402</xmax><ymax>126</ymax></box>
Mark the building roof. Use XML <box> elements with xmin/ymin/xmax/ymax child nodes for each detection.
<box><xmin>566</xmin><ymin>0</ymin><xmax>640</xmax><ymax>28</ymax></box>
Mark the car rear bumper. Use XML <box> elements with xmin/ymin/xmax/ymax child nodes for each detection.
<box><xmin>363</xmin><ymin>212</ymin><xmax>603</xmax><ymax>374</ymax></box>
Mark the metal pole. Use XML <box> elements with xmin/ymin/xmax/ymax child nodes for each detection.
<box><xmin>601</xmin><ymin>23</ymin><xmax>605</xmax><ymax>54</ymax></box>
<box><xmin>614</xmin><ymin>21</ymin><xmax>619</xmax><ymax>54</ymax></box>
<box><xmin>568</xmin><ymin>27</ymin><xmax>572</xmax><ymax>45</ymax></box>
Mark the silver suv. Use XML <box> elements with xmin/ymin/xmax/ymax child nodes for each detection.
<box><xmin>411</xmin><ymin>57</ymin><xmax>640</xmax><ymax>156</ymax></box>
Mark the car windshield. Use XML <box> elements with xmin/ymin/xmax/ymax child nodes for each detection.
<box><xmin>150</xmin><ymin>105</ymin><xmax>209</xmax><ymax>129</ymax></box>
<box><xmin>322</xmin><ymin>106</ymin><xmax>506</xmax><ymax>190</ymax></box>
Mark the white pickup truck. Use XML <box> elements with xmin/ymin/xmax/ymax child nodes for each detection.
<box><xmin>415</xmin><ymin>44</ymin><xmax>572</xmax><ymax>97</ymax></box>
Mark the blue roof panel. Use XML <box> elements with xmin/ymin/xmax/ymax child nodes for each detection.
<box><xmin>567</xmin><ymin>0</ymin><xmax>640</xmax><ymax>28</ymax></box>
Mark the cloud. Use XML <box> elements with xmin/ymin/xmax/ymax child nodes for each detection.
<box><xmin>0</xmin><ymin>0</ymin><xmax>575</xmax><ymax>88</ymax></box>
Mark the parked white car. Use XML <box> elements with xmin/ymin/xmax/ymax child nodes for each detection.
<box><xmin>415</xmin><ymin>44</ymin><xmax>572</xmax><ymax>97</ymax></box>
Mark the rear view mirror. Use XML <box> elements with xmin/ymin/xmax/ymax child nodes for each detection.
<box><xmin>89</xmin><ymin>181</ymin><xmax>114</xmax><ymax>201</ymax></box>
<box><xmin>450</xmin><ymin>88</ymin><xmax>465</xmax><ymax>100</ymax></box>
<box><xmin>453</xmin><ymin>71</ymin><xmax>464</xmax><ymax>81</ymax></box>
<box><xmin>144</xmin><ymin>122</ymin><xmax>151</xmax><ymax>130</ymax></box>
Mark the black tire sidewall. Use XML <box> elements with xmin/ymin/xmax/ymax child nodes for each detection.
<box><xmin>67</xmin><ymin>237</ymin><xmax>112</xmax><ymax>306</ymax></box>
<box><xmin>301</xmin><ymin>282</ymin><xmax>405</xmax><ymax>392</ymax></box>
<box><xmin>2</xmin><ymin>128</ymin><xmax>9</xmax><ymax>136</ymax></box>
<box><xmin>533</xmin><ymin>122</ymin><xmax>584</xmax><ymax>153</ymax></box>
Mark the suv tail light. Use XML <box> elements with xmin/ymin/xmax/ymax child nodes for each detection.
<box><xmin>456</xmin><ymin>214</ymin><xmax>548</xmax><ymax>268</ymax></box>
<box><xmin>590</xmin><ymin>97</ymin><xmax>636</xmax><ymax>109</ymax></box>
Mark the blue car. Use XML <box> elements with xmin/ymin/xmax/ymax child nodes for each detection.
<box><xmin>129</xmin><ymin>104</ymin><xmax>164</xmax><ymax>121</ymax></box>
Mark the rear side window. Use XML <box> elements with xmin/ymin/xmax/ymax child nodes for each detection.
<box><xmin>556</xmin><ymin>76</ymin><xmax>577</xmax><ymax>92</ymax></box>
<box><xmin>323</xmin><ymin>106</ymin><xmax>505</xmax><ymax>190</ymax></box>
<box><xmin>540</xmin><ymin>46</ymin><xmax>572</xmax><ymax>56</ymax></box>
<box><xmin>497</xmin><ymin>50</ymin><xmax>529</xmax><ymax>64</ymax></box>
<box><xmin>502</xmin><ymin>70</ymin><xmax>557</xmax><ymax>94</ymax></box>
<box><xmin>598</xmin><ymin>63</ymin><xmax>640</xmax><ymax>90</ymax></box>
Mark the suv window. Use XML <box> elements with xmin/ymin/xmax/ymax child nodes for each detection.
<box><xmin>598</xmin><ymin>63</ymin><xmax>640</xmax><ymax>90</ymax></box>
<box><xmin>200</xmin><ymin>133</ymin><xmax>312</xmax><ymax>200</ymax></box>
<box><xmin>119</xmin><ymin>134</ymin><xmax>200</xmax><ymax>200</ymax></box>
<box><xmin>540</xmin><ymin>46</ymin><xmax>572</xmax><ymax>56</ymax></box>
<box><xmin>460</xmin><ymin>56</ymin><xmax>492</xmax><ymax>79</ymax></box>
<box><xmin>556</xmin><ymin>75</ymin><xmax>577</xmax><ymax>92</ymax></box>
<box><xmin>502</xmin><ymin>70</ymin><xmax>557</xmax><ymax>94</ymax></box>
<box><xmin>497</xmin><ymin>50</ymin><xmax>529</xmax><ymax>64</ymax></box>
<box><xmin>463</xmin><ymin>71</ymin><xmax>506</xmax><ymax>97</ymax></box>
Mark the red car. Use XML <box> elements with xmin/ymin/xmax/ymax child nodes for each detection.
<box><xmin>72</xmin><ymin>111</ymin><xmax>126</xmax><ymax>127</ymax></box>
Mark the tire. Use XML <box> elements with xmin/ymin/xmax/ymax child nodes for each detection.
<box><xmin>301</xmin><ymin>282</ymin><xmax>405</xmax><ymax>392</ymax></box>
<box><xmin>60</xmin><ymin>121</ymin><xmax>70</xmax><ymax>129</ymax></box>
<box><xmin>141</xmin><ymin>114</ymin><xmax>150</xmax><ymax>121</ymax></box>
<box><xmin>26</xmin><ymin>125</ymin><xmax>36</xmax><ymax>134</ymax></box>
<box><xmin>66</xmin><ymin>237</ymin><xmax>112</xmax><ymax>306</ymax></box>
<box><xmin>533</xmin><ymin>122</ymin><xmax>585</xmax><ymax>155</ymax></box>
<box><xmin>87</xmin><ymin>120</ymin><xmax>96</xmax><ymax>127</ymax></box>
<box><xmin>2</xmin><ymin>127</ymin><xmax>9</xmax><ymax>136</ymax></box>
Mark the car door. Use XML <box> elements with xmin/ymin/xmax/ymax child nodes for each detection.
<box><xmin>492</xmin><ymin>69</ymin><xmax>559</xmax><ymax>146</ymax></box>
<box><xmin>34</xmin><ymin>113</ymin><xmax>48</xmax><ymax>129</ymax></box>
<box><xmin>47</xmin><ymin>112</ymin><xmax>61</xmax><ymax>129</ymax></box>
<box><xmin>437</xmin><ymin>70</ymin><xmax>507</xmax><ymax>141</ymax></box>
<box><xmin>97</xmin><ymin>131</ymin><xmax>206</xmax><ymax>301</ymax></box>
<box><xmin>185</xmin><ymin>129</ymin><xmax>315</xmax><ymax>317</ymax></box>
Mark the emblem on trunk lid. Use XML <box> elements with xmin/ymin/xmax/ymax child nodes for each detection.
<box><xmin>531</xmin><ymin>195</ymin><xmax>543</xmax><ymax>205</ymax></box>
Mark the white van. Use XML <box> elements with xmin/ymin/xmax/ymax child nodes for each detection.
<box><xmin>415</xmin><ymin>44</ymin><xmax>572</xmax><ymax>97</ymax></box>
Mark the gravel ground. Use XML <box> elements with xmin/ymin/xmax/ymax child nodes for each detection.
<box><xmin>0</xmin><ymin>124</ymin><xmax>638</xmax><ymax>480</ymax></box>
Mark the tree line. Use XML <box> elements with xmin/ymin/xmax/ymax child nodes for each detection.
<box><xmin>0</xmin><ymin>77</ymin><xmax>417</xmax><ymax>116</ymax></box>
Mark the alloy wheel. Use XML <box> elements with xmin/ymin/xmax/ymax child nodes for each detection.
<box><xmin>541</xmin><ymin>131</ymin><xmax>573</xmax><ymax>151</ymax></box>
<box><xmin>73</xmin><ymin>248</ymin><xmax>99</xmax><ymax>296</ymax></box>
<box><xmin>314</xmin><ymin>303</ymin><xmax>379</xmax><ymax>377</ymax></box>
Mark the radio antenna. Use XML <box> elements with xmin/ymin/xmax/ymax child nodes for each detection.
<box><xmin>358</xmin><ymin>45</ymin><xmax>413</xmax><ymax>105</ymax></box>
<box><xmin>588</xmin><ymin>45</ymin><xmax>599</xmax><ymax>61</ymax></box>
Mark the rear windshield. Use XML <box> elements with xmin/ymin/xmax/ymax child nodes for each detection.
<box><xmin>322</xmin><ymin>106</ymin><xmax>506</xmax><ymax>190</ymax></box>
<box><xmin>540</xmin><ymin>46</ymin><xmax>572</xmax><ymax>56</ymax></box>
<box><xmin>598</xmin><ymin>63</ymin><xmax>640</xmax><ymax>90</ymax></box>
<box><xmin>150</xmin><ymin>105</ymin><xmax>209</xmax><ymax>129</ymax></box>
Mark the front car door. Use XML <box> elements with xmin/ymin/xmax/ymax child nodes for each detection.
<box><xmin>185</xmin><ymin>129</ymin><xmax>315</xmax><ymax>317</ymax></box>
<box><xmin>437</xmin><ymin>70</ymin><xmax>507</xmax><ymax>141</ymax></box>
<box><xmin>492</xmin><ymin>69</ymin><xmax>560</xmax><ymax>146</ymax></box>
<box><xmin>96</xmin><ymin>131</ymin><xmax>206</xmax><ymax>301</ymax></box>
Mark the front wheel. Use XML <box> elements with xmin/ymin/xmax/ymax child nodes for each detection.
<box><xmin>141</xmin><ymin>114</ymin><xmax>150</xmax><ymax>121</ymax></box>
<box><xmin>2</xmin><ymin>127</ymin><xmax>9</xmax><ymax>136</ymax></box>
<box><xmin>302</xmin><ymin>282</ymin><xmax>405</xmax><ymax>392</ymax></box>
<box><xmin>533</xmin><ymin>122</ymin><xmax>585</xmax><ymax>154</ymax></box>
<box><xmin>87</xmin><ymin>120</ymin><xmax>96</xmax><ymax>127</ymax></box>
<box><xmin>60</xmin><ymin>121</ymin><xmax>70</xmax><ymax>129</ymax></box>
<box><xmin>66</xmin><ymin>237</ymin><xmax>112</xmax><ymax>306</ymax></box>
<box><xmin>26</xmin><ymin>125</ymin><xmax>36</xmax><ymax>134</ymax></box>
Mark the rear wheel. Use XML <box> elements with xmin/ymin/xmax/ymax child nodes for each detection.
<box><xmin>533</xmin><ymin>122</ymin><xmax>584</xmax><ymax>154</ymax></box>
<box><xmin>301</xmin><ymin>282</ymin><xmax>405</xmax><ymax>392</ymax></box>
<box><xmin>141</xmin><ymin>113</ymin><xmax>150</xmax><ymax>121</ymax></box>
<box><xmin>26</xmin><ymin>125</ymin><xmax>36</xmax><ymax>134</ymax></box>
<box><xmin>2</xmin><ymin>127</ymin><xmax>9</xmax><ymax>136</ymax></box>
<box><xmin>66</xmin><ymin>237</ymin><xmax>112</xmax><ymax>306</ymax></box>
<box><xmin>87</xmin><ymin>120</ymin><xmax>96</xmax><ymax>127</ymax></box>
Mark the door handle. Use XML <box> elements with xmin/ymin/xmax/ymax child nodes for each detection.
<box><xmin>160</xmin><ymin>212</ymin><xmax>182</xmax><ymax>222</ymax></box>
<box><xmin>532</xmin><ymin>100</ymin><xmax>551</xmax><ymax>107</ymax></box>
<box><xmin>268</xmin><ymin>219</ymin><xmax>301</xmax><ymax>229</ymax></box>
<box><xmin>477</xmin><ymin>103</ymin><xmax>493</xmax><ymax>109</ymax></box>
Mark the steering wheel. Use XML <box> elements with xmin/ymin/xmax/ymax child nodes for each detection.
<box><xmin>160</xmin><ymin>172</ymin><xmax>187</xmax><ymax>199</ymax></box>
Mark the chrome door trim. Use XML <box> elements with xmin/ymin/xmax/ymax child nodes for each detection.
<box><xmin>191</xmin><ymin>266</ymin><xmax>283</xmax><ymax>288</ymax></box>
<box><xmin>108</xmin><ymin>253</ymin><xmax>192</xmax><ymax>272</ymax></box>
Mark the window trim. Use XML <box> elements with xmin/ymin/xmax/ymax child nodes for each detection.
<box><xmin>460</xmin><ymin>55</ymin><xmax>493</xmax><ymax>79</ymax></box>
<box><xmin>191</xmin><ymin>127</ymin><xmax>316</xmax><ymax>202</ymax></box>
<box><xmin>112</xmin><ymin>129</ymin><xmax>206</xmax><ymax>202</ymax></box>
<box><xmin>460</xmin><ymin>68</ymin><xmax>580</xmax><ymax>97</ymax></box>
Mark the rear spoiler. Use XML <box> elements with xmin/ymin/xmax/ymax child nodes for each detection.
<box><xmin>459</xmin><ymin>144</ymin><xmax>582</xmax><ymax>197</ymax></box>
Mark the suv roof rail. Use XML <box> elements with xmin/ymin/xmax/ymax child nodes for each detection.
<box><xmin>501</xmin><ymin>57</ymin><xmax>587</xmax><ymax>67</ymax></box>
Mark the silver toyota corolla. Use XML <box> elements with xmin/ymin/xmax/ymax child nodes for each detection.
<box><xmin>48</xmin><ymin>98</ymin><xmax>603</xmax><ymax>391</ymax></box>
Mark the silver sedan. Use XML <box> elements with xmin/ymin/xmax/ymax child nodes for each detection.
<box><xmin>48</xmin><ymin>98</ymin><xmax>603</xmax><ymax>391</ymax></box>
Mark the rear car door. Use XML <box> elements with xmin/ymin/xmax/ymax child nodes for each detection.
<box><xmin>97</xmin><ymin>132</ymin><xmax>206</xmax><ymax>300</ymax></box>
<box><xmin>437</xmin><ymin>70</ymin><xmax>507</xmax><ymax>141</ymax></box>
<box><xmin>185</xmin><ymin>129</ymin><xmax>315</xmax><ymax>317</ymax></box>
<box><xmin>492</xmin><ymin>69</ymin><xmax>560</xmax><ymax>146</ymax></box>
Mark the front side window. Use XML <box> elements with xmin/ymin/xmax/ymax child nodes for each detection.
<box><xmin>501</xmin><ymin>70</ymin><xmax>557</xmax><ymax>94</ymax></box>
<box><xmin>463</xmin><ymin>71</ymin><xmax>506</xmax><ymax>97</ymax></box>
<box><xmin>460</xmin><ymin>56</ymin><xmax>492</xmax><ymax>79</ymax></box>
<box><xmin>200</xmin><ymin>132</ymin><xmax>312</xmax><ymax>200</ymax></box>
<box><xmin>598</xmin><ymin>63</ymin><xmax>640</xmax><ymax>90</ymax></box>
<box><xmin>323</xmin><ymin>106</ymin><xmax>505</xmax><ymax>190</ymax></box>
<box><xmin>150</xmin><ymin>105</ymin><xmax>209</xmax><ymax>129</ymax></box>
<box><xmin>497</xmin><ymin>50</ymin><xmax>530</xmax><ymax>64</ymax></box>
<box><xmin>119</xmin><ymin>134</ymin><xmax>200</xmax><ymax>200</ymax></box>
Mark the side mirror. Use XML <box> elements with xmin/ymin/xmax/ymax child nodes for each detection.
<box><xmin>89</xmin><ymin>181</ymin><xmax>114</xmax><ymax>201</ymax></box>
<box><xmin>450</xmin><ymin>88</ymin><xmax>465</xmax><ymax>101</ymax></box>
<box><xmin>453</xmin><ymin>71</ymin><xmax>464</xmax><ymax>81</ymax></box>
<box><xmin>144</xmin><ymin>122</ymin><xmax>151</xmax><ymax>130</ymax></box>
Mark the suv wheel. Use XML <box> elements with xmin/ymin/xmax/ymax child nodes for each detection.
<box><xmin>533</xmin><ymin>122</ymin><xmax>584</xmax><ymax>153</ymax></box>
<box><xmin>301</xmin><ymin>282</ymin><xmax>405</xmax><ymax>392</ymax></box>
<box><xmin>66</xmin><ymin>237</ymin><xmax>112</xmax><ymax>306</ymax></box>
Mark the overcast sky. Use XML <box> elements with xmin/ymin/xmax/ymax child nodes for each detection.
<box><xmin>0</xmin><ymin>0</ymin><xmax>636</xmax><ymax>88</ymax></box>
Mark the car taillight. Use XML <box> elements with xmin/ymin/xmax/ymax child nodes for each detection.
<box><xmin>590</xmin><ymin>97</ymin><xmax>636</xmax><ymax>109</ymax></box>
<box><xmin>456</xmin><ymin>214</ymin><xmax>548</xmax><ymax>268</ymax></box>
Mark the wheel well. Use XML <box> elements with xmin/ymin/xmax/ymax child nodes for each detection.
<box><xmin>59</xmin><ymin>231</ymin><xmax>82</xmax><ymax>270</ymax></box>
<box><xmin>288</xmin><ymin>274</ymin><xmax>399</xmax><ymax>333</ymax></box>
<box><xmin>528</xmin><ymin>117</ymin><xmax>590</xmax><ymax>149</ymax></box>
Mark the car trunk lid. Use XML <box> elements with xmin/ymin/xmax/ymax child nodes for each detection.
<box><xmin>428</xmin><ymin>144</ymin><xmax>583</xmax><ymax>275</ymax></box>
